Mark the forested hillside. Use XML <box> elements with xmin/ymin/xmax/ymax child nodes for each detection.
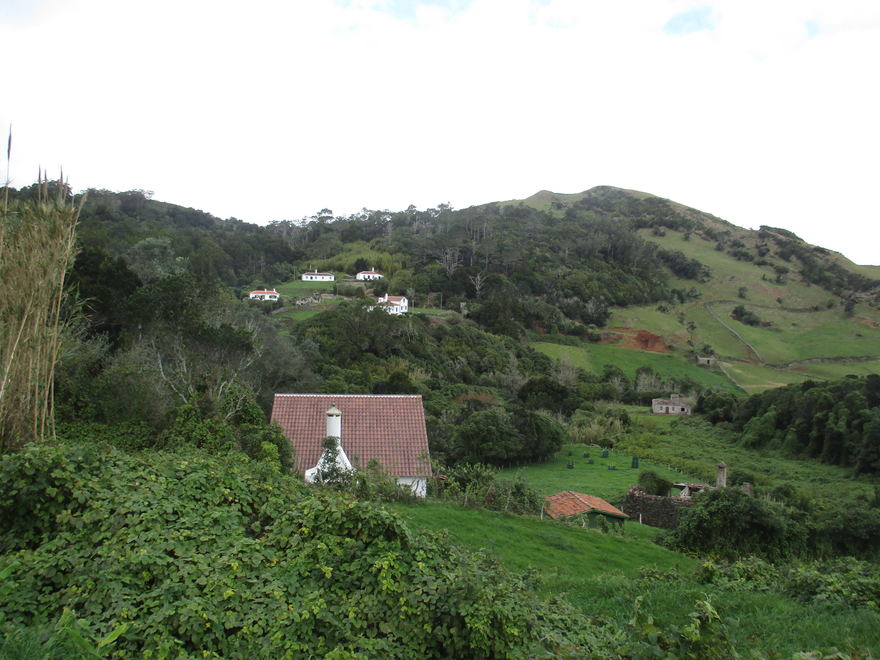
<box><xmin>3</xmin><ymin>181</ymin><xmax>877</xmax><ymax>471</ymax></box>
<box><xmin>3</xmin><ymin>181</ymin><xmax>880</xmax><ymax>657</ymax></box>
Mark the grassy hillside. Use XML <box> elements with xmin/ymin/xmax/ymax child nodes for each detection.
<box><xmin>391</xmin><ymin>501</ymin><xmax>880</xmax><ymax>656</ymax></box>
<box><xmin>498</xmin><ymin>442</ymin><xmax>695</xmax><ymax>500</ymax></box>
<box><xmin>505</xmin><ymin>187</ymin><xmax>880</xmax><ymax>392</ymax></box>
<box><xmin>532</xmin><ymin>340</ymin><xmax>741</xmax><ymax>392</ymax></box>
<box><xmin>615</xmin><ymin>409</ymin><xmax>877</xmax><ymax>504</ymax></box>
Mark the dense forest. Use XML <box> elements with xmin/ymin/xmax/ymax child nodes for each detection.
<box><xmin>699</xmin><ymin>375</ymin><xmax>880</xmax><ymax>475</ymax></box>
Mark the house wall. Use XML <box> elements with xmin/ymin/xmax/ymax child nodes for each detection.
<box><xmin>620</xmin><ymin>486</ymin><xmax>694</xmax><ymax>529</ymax></box>
<box><xmin>651</xmin><ymin>401</ymin><xmax>691</xmax><ymax>415</ymax></box>
<box><xmin>397</xmin><ymin>477</ymin><xmax>426</xmax><ymax>498</ymax></box>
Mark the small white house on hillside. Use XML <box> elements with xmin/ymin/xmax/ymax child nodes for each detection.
<box><xmin>301</xmin><ymin>270</ymin><xmax>335</xmax><ymax>282</ymax></box>
<box><xmin>249</xmin><ymin>289</ymin><xmax>279</xmax><ymax>301</ymax></box>
<box><xmin>356</xmin><ymin>268</ymin><xmax>383</xmax><ymax>281</ymax></box>
<box><xmin>376</xmin><ymin>294</ymin><xmax>408</xmax><ymax>315</ymax></box>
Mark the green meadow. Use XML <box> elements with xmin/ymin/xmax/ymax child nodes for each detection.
<box><xmin>499</xmin><ymin>443</ymin><xmax>692</xmax><ymax>500</ymax></box>
<box><xmin>392</xmin><ymin>492</ymin><xmax>879</xmax><ymax>655</ymax></box>
<box><xmin>531</xmin><ymin>340</ymin><xmax>740</xmax><ymax>392</ymax></box>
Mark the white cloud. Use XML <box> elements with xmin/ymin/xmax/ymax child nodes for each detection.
<box><xmin>1</xmin><ymin>0</ymin><xmax>878</xmax><ymax>263</ymax></box>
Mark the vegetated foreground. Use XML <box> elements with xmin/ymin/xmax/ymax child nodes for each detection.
<box><xmin>5</xmin><ymin>442</ymin><xmax>878</xmax><ymax>659</ymax></box>
<box><xmin>0</xmin><ymin>443</ymin><xmax>618</xmax><ymax>658</ymax></box>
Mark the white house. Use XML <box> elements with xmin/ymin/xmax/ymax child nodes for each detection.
<box><xmin>301</xmin><ymin>270</ymin><xmax>335</xmax><ymax>282</ymax></box>
<box><xmin>271</xmin><ymin>394</ymin><xmax>431</xmax><ymax>497</ymax></box>
<box><xmin>651</xmin><ymin>394</ymin><xmax>692</xmax><ymax>415</ymax></box>
<box><xmin>356</xmin><ymin>268</ymin><xmax>384</xmax><ymax>281</ymax></box>
<box><xmin>248</xmin><ymin>289</ymin><xmax>279</xmax><ymax>301</ymax></box>
<box><xmin>376</xmin><ymin>294</ymin><xmax>408</xmax><ymax>315</ymax></box>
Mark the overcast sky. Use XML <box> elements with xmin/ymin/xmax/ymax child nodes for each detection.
<box><xmin>2</xmin><ymin>0</ymin><xmax>879</xmax><ymax>264</ymax></box>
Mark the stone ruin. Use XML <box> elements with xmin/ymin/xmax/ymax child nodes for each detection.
<box><xmin>621</xmin><ymin>461</ymin><xmax>753</xmax><ymax>529</ymax></box>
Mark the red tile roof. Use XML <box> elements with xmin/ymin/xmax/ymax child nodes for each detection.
<box><xmin>249</xmin><ymin>289</ymin><xmax>278</xmax><ymax>295</ymax></box>
<box><xmin>271</xmin><ymin>394</ymin><xmax>431</xmax><ymax>478</ymax></box>
<box><xmin>543</xmin><ymin>491</ymin><xmax>629</xmax><ymax>520</ymax></box>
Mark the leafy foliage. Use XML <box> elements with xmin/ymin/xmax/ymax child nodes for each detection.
<box><xmin>700</xmin><ymin>375</ymin><xmax>880</xmax><ymax>475</ymax></box>
<box><xmin>662</xmin><ymin>487</ymin><xmax>809</xmax><ymax>560</ymax></box>
<box><xmin>0</xmin><ymin>443</ymin><xmax>610</xmax><ymax>658</ymax></box>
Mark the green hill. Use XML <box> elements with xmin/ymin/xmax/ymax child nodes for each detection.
<box><xmin>498</xmin><ymin>186</ymin><xmax>880</xmax><ymax>392</ymax></box>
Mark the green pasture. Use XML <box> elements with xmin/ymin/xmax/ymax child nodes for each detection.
<box><xmin>531</xmin><ymin>340</ymin><xmax>740</xmax><ymax>392</ymax></box>
<box><xmin>390</xmin><ymin>502</ymin><xmax>681</xmax><ymax>581</ymax></box>
<box><xmin>616</xmin><ymin>412</ymin><xmax>876</xmax><ymax>504</ymax></box>
<box><xmin>712</xmin><ymin>302</ymin><xmax>880</xmax><ymax>364</ymax></box>
<box><xmin>638</xmin><ymin>228</ymin><xmax>833</xmax><ymax>309</ymax></box>
<box><xmin>390</xmin><ymin>500</ymin><xmax>880</xmax><ymax>656</ymax></box>
<box><xmin>793</xmin><ymin>358</ymin><xmax>880</xmax><ymax>380</ymax></box>
<box><xmin>719</xmin><ymin>360</ymin><xmax>811</xmax><ymax>392</ymax></box>
<box><xmin>275</xmin><ymin>278</ymin><xmax>340</xmax><ymax>300</ymax></box>
<box><xmin>499</xmin><ymin>443</ymin><xmax>695</xmax><ymax>500</ymax></box>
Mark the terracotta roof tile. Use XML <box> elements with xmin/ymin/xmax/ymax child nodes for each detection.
<box><xmin>543</xmin><ymin>491</ymin><xmax>629</xmax><ymax>520</ymax></box>
<box><xmin>271</xmin><ymin>394</ymin><xmax>431</xmax><ymax>478</ymax></box>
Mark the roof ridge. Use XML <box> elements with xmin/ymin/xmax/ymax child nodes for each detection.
<box><xmin>275</xmin><ymin>393</ymin><xmax>422</xmax><ymax>398</ymax></box>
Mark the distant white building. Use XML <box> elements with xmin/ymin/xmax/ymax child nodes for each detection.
<box><xmin>301</xmin><ymin>270</ymin><xmax>335</xmax><ymax>282</ymax></box>
<box><xmin>651</xmin><ymin>394</ymin><xmax>692</xmax><ymax>415</ymax></box>
<box><xmin>248</xmin><ymin>289</ymin><xmax>279</xmax><ymax>301</ymax></box>
<box><xmin>376</xmin><ymin>294</ymin><xmax>408</xmax><ymax>315</ymax></box>
<box><xmin>356</xmin><ymin>268</ymin><xmax>384</xmax><ymax>281</ymax></box>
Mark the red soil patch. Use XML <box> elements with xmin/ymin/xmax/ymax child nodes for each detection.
<box><xmin>620</xmin><ymin>329</ymin><xmax>669</xmax><ymax>353</ymax></box>
<box><xmin>596</xmin><ymin>327</ymin><xmax>669</xmax><ymax>352</ymax></box>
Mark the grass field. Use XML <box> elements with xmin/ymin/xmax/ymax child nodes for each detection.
<box><xmin>711</xmin><ymin>302</ymin><xmax>880</xmax><ymax>364</ymax></box>
<box><xmin>499</xmin><ymin>443</ymin><xmax>695</xmax><ymax>500</ymax></box>
<box><xmin>615</xmin><ymin>410</ymin><xmax>877</xmax><ymax>503</ymax></box>
<box><xmin>390</xmin><ymin>500</ymin><xmax>880</xmax><ymax>655</ymax></box>
<box><xmin>275</xmin><ymin>278</ymin><xmax>346</xmax><ymax>300</ymax></box>
<box><xmin>531</xmin><ymin>340</ymin><xmax>740</xmax><ymax>392</ymax></box>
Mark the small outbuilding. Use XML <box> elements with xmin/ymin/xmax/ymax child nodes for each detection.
<box><xmin>651</xmin><ymin>394</ymin><xmax>692</xmax><ymax>415</ymax></box>
<box><xmin>542</xmin><ymin>491</ymin><xmax>629</xmax><ymax>529</ymax></box>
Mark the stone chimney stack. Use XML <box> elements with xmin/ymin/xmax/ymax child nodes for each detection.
<box><xmin>326</xmin><ymin>403</ymin><xmax>342</xmax><ymax>441</ymax></box>
<box><xmin>716</xmin><ymin>462</ymin><xmax>728</xmax><ymax>488</ymax></box>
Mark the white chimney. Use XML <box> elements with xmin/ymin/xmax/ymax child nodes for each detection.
<box><xmin>326</xmin><ymin>403</ymin><xmax>342</xmax><ymax>440</ymax></box>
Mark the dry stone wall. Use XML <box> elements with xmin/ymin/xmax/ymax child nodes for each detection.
<box><xmin>620</xmin><ymin>486</ymin><xmax>695</xmax><ymax>529</ymax></box>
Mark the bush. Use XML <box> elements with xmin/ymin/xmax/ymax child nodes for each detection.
<box><xmin>662</xmin><ymin>487</ymin><xmax>808</xmax><ymax>560</ymax></box>
<box><xmin>638</xmin><ymin>469</ymin><xmax>672</xmax><ymax>496</ymax></box>
<box><xmin>0</xmin><ymin>443</ymin><xmax>611</xmax><ymax>658</ymax></box>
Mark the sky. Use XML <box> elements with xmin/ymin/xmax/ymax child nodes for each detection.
<box><xmin>2</xmin><ymin>0</ymin><xmax>879</xmax><ymax>265</ymax></box>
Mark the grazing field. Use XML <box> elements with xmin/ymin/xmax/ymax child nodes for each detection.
<box><xmin>616</xmin><ymin>410</ymin><xmax>877</xmax><ymax>503</ymax></box>
<box><xmin>531</xmin><ymin>340</ymin><xmax>740</xmax><ymax>392</ymax></box>
<box><xmin>390</xmin><ymin>501</ymin><xmax>880</xmax><ymax>656</ymax></box>
<box><xmin>710</xmin><ymin>302</ymin><xmax>880</xmax><ymax>364</ymax></box>
<box><xmin>499</xmin><ymin>443</ymin><xmax>695</xmax><ymax>500</ymax></box>
<box><xmin>275</xmin><ymin>278</ymin><xmax>342</xmax><ymax>299</ymax></box>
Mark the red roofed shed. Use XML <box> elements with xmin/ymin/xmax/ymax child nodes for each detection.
<box><xmin>543</xmin><ymin>491</ymin><xmax>629</xmax><ymax>529</ymax></box>
<box><xmin>271</xmin><ymin>394</ymin><xmax>431</xmax><ymax>496</ymax></box>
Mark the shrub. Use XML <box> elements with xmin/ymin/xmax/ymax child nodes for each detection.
<box><xmin>638</xmin><ymin>469</ymin><xmax>672</xmax><ymax>496</ymax></box>
<box><xmin>0</xmin><ymin>443</ymin><xmax>610</xmax><ymax>658</ymax></box>
<box><xmin>662</xmin><ymin>487</ymin><xmax>808</xmax><ymax>560</ymax></box>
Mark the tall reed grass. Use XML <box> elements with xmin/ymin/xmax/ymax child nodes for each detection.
<box><xmin>0</xmin><ymin>171</ymin><xmax>81</xmax><ymax>450</ymax></box>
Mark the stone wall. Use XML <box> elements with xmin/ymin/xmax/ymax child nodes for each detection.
<box><xmin>620</xmin><ymin>486</ymin><xmax>695</xmax><ymax>529</ymax></box>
